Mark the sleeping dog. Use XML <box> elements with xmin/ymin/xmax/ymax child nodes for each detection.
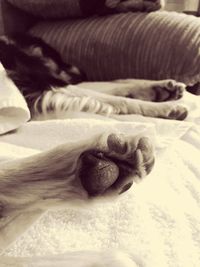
<box><xmin>0</xmin><ymin>31</ymin><xmax>187</xmax><ymax>265</ymax></box>
<box><xmin>0</xmin><ymin>34</ymin><xmax>187</xmax><ymax>121</ymax></box>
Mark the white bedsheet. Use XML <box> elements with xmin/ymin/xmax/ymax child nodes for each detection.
<box><xmin>0</xmin><ymin>92</ymin><xmax>200</xmax><ymax>267</ymax></box>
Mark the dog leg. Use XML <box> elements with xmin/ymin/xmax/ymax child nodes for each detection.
<box><xmin>79</xmin><ymin>79</ymin><xmax>185</xmax><ymax>102</ymax></box>
<box><xmin>1</xmin><ymin>250</ymin><xmax>138</xmax><ymax>267</ymax></box>
<box><xmin>118</xmin><ymin>96</ymin><xmax>188</xmax><ymax>120</ymax></box>
<box><xmin>42</xmin><ymin>86</ymin><xmax>188</xmax><ymax>120</ymax></box>
<box><xmin>0</xmin><ymin>132</ymin><xmax>154</xmax><ymax>250</ymax></box>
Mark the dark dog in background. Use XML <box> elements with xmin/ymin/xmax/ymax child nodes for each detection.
<box><xmin>0</xmin><ymin>33</ymin><xmax>188</xmax><ymax>121</ymax></box>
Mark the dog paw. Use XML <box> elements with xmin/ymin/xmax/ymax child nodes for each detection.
<box><xmin>160</xmin><ymin>104</ymin><xmax>188</xmax><ymax>120</ymax></box>
<box><xmin>152</xmin><ymin>80</ymin><xmax>185</xmax><ymax>102</ymax></box>
<box><xmin>79</xmin><ymin>133</ymin><xmax>155</xmax><ymax>197</ymax></box>
<box><xmin>167</xmin><ymin>105</ymin><xmax>188</xmax><ymax>120</ymax></box>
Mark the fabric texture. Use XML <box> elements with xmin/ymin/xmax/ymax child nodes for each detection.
<box><xmin>0</xmin><ymin>0</ymin><xmax>6</xmax><ymax>35</ymax></box>
<box><xmin>30</xmin><ymin>11</ymin><xmax>200</xmax><ymax>85</ymax></box>
<box><xmin>0</xmin><ymin>63</ymin><xmax>30</xmax><ymax>135</ymax></box>
<box><xmin>0</xmin><ymin>92</ymin><xmax>200</xmax><ymax>266</ymax></box>
<box><xmin>0</xmin><ymin>0</ymin><xmax>34</xmax><ymax>35</ymax></box>
<box><xmin>7</xmin><ymin>0</ymin><xmax>82</xmax><ymax>19</ymax></box>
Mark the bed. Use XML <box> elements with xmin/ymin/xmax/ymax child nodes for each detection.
<box><xmin>0</xmin><ymin>1</ymin><xmax>200</xmax><ymax>266</ymax></box>
<box><xmin>0</xmin><ymin>66</ymin><xmax>200</xmax><ymax>266</ymax></box>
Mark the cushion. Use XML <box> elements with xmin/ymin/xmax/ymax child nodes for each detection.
<box><xmin>0</xmin><ymin>63</ymin><xmax>30</xmax><ymax>135</ymax></box>
<box><xmin>7</xmin><ymin>0</ymin><xmax>82</xmax><ymax>19</ymax></box>
<box><xmin>0</xmin><ymin>0</ymin><xmax>34</xmax><ymax>35</ymax></box>
<box><xmin>30</xmin><ymin>11</ymin><xmax>200</xmax><ymax>85</ymax></box>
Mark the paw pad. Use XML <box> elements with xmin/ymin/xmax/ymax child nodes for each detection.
<box><xmin>107</xmin><ymin>133</ymin><xmax>128</xmax><ymax>154</ymax></box>
<box><xmin>79</xmin><ymin>134</ymin><xmax>155</xmax><ymax>197</ymax></box>
<box><xmin>79</xmin><ymin>151</ymin><xmax>119</xmax><ymax>196</ymax></box>
<box><xmin>153</xmin><ymin>80</ymin><xmax>185</xmax><ymax>102</ymax></box>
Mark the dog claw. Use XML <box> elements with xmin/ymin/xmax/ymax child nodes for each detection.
<box><xmin>119</xmin><ymin>182</ymin><xmax>133</xmax><ymax>194</ymax></box>
<box><xmin>135</xmin><ymin>149</ymin><xmax>143</xmax><ymax>169</ymax></box>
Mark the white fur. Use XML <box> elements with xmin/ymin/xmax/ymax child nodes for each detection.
<box><xmin>0</xmin><ymin>132</ymin><xmax>154</xmax><ymax>252</ymax></box>
<box><xmin>1</xmin><ymin>251</ymin><xmax>139</xmax><ymax>267</ymax></box>
<box><xmin>32</xmin><ymin>79</ymin><xmax>187</xmax><ymax>121</ymax></box>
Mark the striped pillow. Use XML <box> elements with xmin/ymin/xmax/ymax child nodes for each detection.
<box><xmin>7</xmin><ymin>0</ymin><xmax>82</xmax><ymax>19</ymax></box>
<box><xmin>30</xmin><ymin>11</ymin><xmax>200</xmax><ymax>85</ymax></box>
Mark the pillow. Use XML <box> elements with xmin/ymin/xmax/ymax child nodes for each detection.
<box><xmin>0</xmin><ymin>0</ymin><xmax>34</xmax><ymax>35</ymax></box>
<box><xmin>0</xmin><ymin>63</ymin><xmax>30</xmax><ymax>135</ymax></box>
<box><xmin>7</xmin><ymin>0</ymin><xmax>82</xmax><ymax>19</ymax></box>
<box><xmin>30</xmin><ymin>11</ymin><xmax>200</xmax><ymax>85</ymax></box>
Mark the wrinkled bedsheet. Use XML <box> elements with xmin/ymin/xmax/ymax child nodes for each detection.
<box><xmin>0</xmin><ymin>92</ymin><xmax>200</xmax><ymax>267</ymax></box>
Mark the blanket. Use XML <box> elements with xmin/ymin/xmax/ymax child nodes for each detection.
<box><xmin>0</xmin><ymin>80</ymin><xmax>200</xmax><ymax>266</ymax></box>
